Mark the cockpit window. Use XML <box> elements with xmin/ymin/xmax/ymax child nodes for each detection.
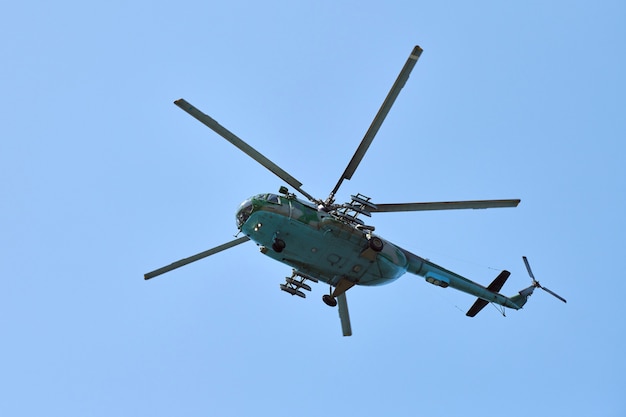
<box><xmin>267</xmin><ymin>194</ymin><xmax>281</xmax><ymax>204</ymax></box>
<box><xmin>236</xmin><ymin>200</ymin><xmax>254</xmax><ymax>229</ymax></box>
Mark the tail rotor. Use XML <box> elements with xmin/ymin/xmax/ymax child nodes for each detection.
<box><xmin>522</xmin><ymin>256</ymin><xmax>567</xmax><ymax>303</ymax></box>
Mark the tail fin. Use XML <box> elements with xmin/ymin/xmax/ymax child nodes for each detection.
<box><xmin>466</xmin><ymin>270</ymin><xmax>510</xmax><ymax>317</ymax></box>
<box><xmin>508</xmin><ymin>285</ymin><xmax>536</xmax><ymax>310</ymax></box>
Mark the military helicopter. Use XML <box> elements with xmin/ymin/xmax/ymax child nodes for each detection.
<box><xmin>145</xmin><ymin>45</ymin><xmax>566</xmax><ymax>336</ymax></box>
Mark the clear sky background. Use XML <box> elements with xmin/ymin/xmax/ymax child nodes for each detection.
<box><xmin>2</xmin><ymin>1</ymin><xmax>625</xmax><ymax>416</ymax></box>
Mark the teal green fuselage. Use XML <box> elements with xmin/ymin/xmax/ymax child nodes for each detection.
<box><xmin>238</xmin><ymin>193</ymin><xmax>407</xmax><ymax>287</ymax></box>
<box><xmin>237</xmin><ymin>193</ymin><xmax>525</xmax><ymax>311</ymax></box>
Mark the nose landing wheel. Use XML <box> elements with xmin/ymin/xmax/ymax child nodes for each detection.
<box><xmin>272</xmin><ymin>238</ymin><xmax>286</xmax><ymax>253</ymax></box>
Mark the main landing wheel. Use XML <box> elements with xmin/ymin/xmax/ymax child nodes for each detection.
<box><xmin>369</xmin><ymin>236</ymin><xmax>384</xmax><ymax>252</ymax></box>
<box><xmin>322</xmin><ymin>294</ymin><xmax>337</xmax><ymax>307</ymax></box>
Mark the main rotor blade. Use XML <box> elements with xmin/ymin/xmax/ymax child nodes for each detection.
<box><xmin>144</xmin><ymin>236</ymin><xmax>250</xmax><ymax>280</ymax></box>
<box><xmin>174</xmin><ymin>99</ymin><xmax>317</xmax><ymax>203</ymax></box>
<box><xmin>539</xmin><ymin>286</ymin><xmax>567</xmax><ymax>303</ymax></box>
<box><xmin>328</xmin><ymin>45</ymin><xmax>423</xmax><ymax>202</ymax></box>
<box><xmin>370</xmin><ymin>199</ymin><xmax>521</xmax><ymax>213</ymax></box>
<box><xmin>336</xmin><ymin>293</ymin><xmax>352</xmax><ymax>337</ymax></box>
<box><xmin>522</xmin><ymin>255</ymin><xmax>535</xmax><ymax>280</ymax></box>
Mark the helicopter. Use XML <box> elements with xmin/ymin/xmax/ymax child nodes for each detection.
<box><xmin>145</xmin><ymin>45</ymin><xmax>566</xmax><ymax>336</ymax></box>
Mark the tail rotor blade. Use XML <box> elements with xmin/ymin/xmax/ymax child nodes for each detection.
<box><xmin>539</xmin><ymin>286</ymin><xmax>567</xmax><ymax>303</ymax></box>
<box><xmin>521</xmin><ymin>256</ymin><xmax>567</xmax><ymax>304</ymax></box>
<box><xmin>522</xmin><ymin>256</ymin><xmax>535</xmax><ymax>280</ymax></box>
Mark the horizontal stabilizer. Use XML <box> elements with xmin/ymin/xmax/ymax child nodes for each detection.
<box><xmin>486</xmin><ymin>270</ymin><xmax>510</xmax><ymax>292</ymax></box>
<box><xmin>466</xmin><ymin>298</ymin><xmax>489</xmax><ymax>318</ymax></box>
<box><xmin>466</xmin><ymin>270</ymin><xmax>511</xmax><ymax>317</ymax></box>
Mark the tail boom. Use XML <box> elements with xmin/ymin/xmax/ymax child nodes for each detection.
<box><xmin>402</xmin><ymin>248</ymin><xmax>526</xmax><ymax>315</ymax></box>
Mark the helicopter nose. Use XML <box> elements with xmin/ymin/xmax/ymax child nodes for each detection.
<box><xmin>236</xmin><ymin>199</ymin><xmax>254</xmax><ymax>229</ymax></box>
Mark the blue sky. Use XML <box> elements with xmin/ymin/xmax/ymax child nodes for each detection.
<box><xmin>2</xmin><ymin>1</ymin><xmax>625</xmax><ymax>416</ymax></box>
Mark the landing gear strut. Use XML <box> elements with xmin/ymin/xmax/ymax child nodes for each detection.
<box><xmin>323</xmin><ymin>285</ymin><xmax>338</xmax><ymax>307</ymax></box>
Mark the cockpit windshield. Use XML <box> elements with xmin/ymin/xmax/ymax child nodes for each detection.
<box><xmin>236</xmin><ymin>194</ymin><xmax>283</xmax><ymax>228</ymax></box>
<box><xmin>236</xmin><ymin>199</ymin><xmax>254</xmax><ymax>229</ymax></box>
<box><xmin>266</xmin><ymin>194</ymin><xmax>280</xmax><ymax>204</ymax></box>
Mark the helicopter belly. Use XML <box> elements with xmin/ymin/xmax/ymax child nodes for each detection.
<box><xmin>241</xmin><ymin>210</ymin><xmax>407</xmax><ymax>287</ymax></box>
